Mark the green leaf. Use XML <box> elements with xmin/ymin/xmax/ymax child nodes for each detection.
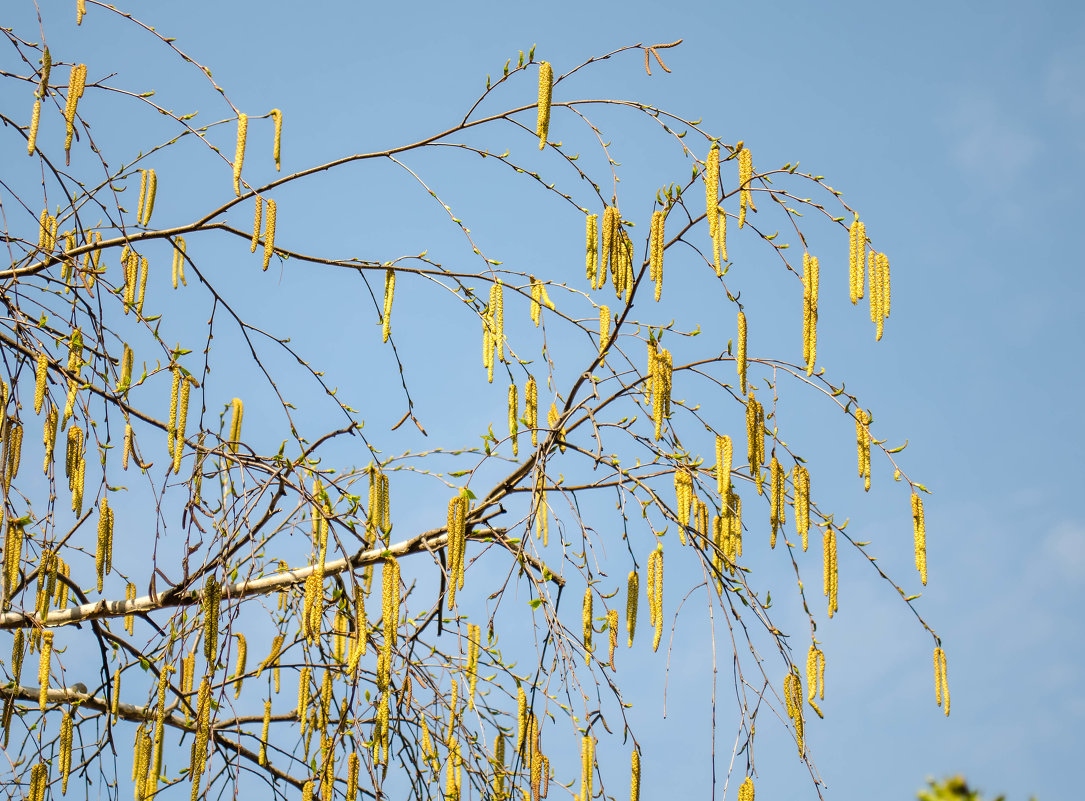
<box><xmin>529</xmin><ymin>598</ymin><xmax>543</xmax><ymax>609</ymax></box>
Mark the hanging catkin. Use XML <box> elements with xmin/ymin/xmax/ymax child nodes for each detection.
<box><xmin>382</xmin><ymin>268</ymin><xmax>395</xmax><ymax>343</ymax></box>
<box><xmin>233</xmin><ymin>113</ymin><xmax>248</xmax><ymax>196</ymax></box>
<box><xmin>537</xmin><ymin>62</ymin><xmax>553</xmax><ymax>149</ymax></box>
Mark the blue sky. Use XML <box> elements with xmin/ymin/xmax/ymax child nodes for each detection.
<box><xmin>5</xmin><ymin>1</ymin><xmax>1084</xmax><ymax>799</ymax></box>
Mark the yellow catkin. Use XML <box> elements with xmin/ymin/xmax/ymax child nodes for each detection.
<box><xmin>251</xmin><ymin>197</ymin><xmax>263</xmax><ymax>253</ymax></box>
<box><xmin>203</xmin><ymin>574</ymin><xmax>221</xmax><ymax>664</ymax></box>
<box><xmin>231</xmin><ymin>629</ymin><xmax>246</xmax><ymax>694</ymax></box>
<box><xmin>28</xmin><ymin>763</ymin><xmax>48</xmax><ymax>801</ymax></box>
<box><xmin>849</xmin><ymin>218</ymin><xmax>865</xmax><ymax>304</ymax></box>
<box><xmin>934</xmin><ymin>646</ymin><xmax>949</xmax><ymax>716</ymax></box>
<box><xmin>122</xmin><ymin>422</ymin><xmax>132</xmax><ymax>470</ymax></box>
<box><xmin>674</xmin><ymin>469</ymin><xmax>692</xmax><ymax>533</ymax></box>
<box><xmin>63</xmin><ymin>64</ymin><xmax>87</xmax><ymax>156</ymax></box>
<box><xmin>912</xmin><ymin>491</ymin><xmax>927</xmax><ymax>585</ymax></box>
<box><xmin>467</xmin><ymin>622</ymin><xmax>481</xmax><ymax>709</ymax></box>
<box><xmin>716</xmin><ymin>435</ymin><xmax>733</xmax><ymax>498</ymax></box>
<box><xmin>27</xmin><ymin>100</ymin><xmax>41</xmax><ymax>156</ymax></box>
<box><xmin>446</xmin><ymin>494</ymin><xmax>467</xmax><ymax>608</ymax></box>
<box><xmin>136</xmin><ymin>255</ymin><xmax>149</xmax><ymax>316</ymax></box>
<box><xmin>585</xmin><ymin>213</ymin><xmax>599</xmax><ymax>286</ymax></box>
<box><xmin>537</xmin><ymin>62</ymin><xmax>553</xmax><ymax>150</ymax></box>
<box><xmin>738</xmin><ymin>776</ymin><xmax>755</xmax><ymax>801</ymax></box>
<box><xmin>172</xmin><ymin>236</ymin><xmax>187</xmax><ymax>289</ymax></box>
<box><xmin>600</xmin><ymin>206</ymin><xmax>617</xmax><ymax>290</ymax></box>
<box><xmin>76</xmin><ymin>0</ymin><xmax>86</xmax><ymax>24</ymax></box>
<box><xmin>738</xmin><ymin>146</ymin><xmax>753</xmax><ymax>228</ymax></box>
<box><xmin>872</xmin><ymin>251</ymin><xmax>890</xmax><ymax>340</ymax></box>
<box><xmin>856</xmin><ymin>408</ymin><xmax>871</xmax><ymax>491</ymax></box>
<box><xmin>526</xmin><ymin>376</ymin><xmax>538</xmax><ymax>446</ymax></box>
<box><xmin>769</xmin><ymin>456</ymin><xmax>785</xmax><ymax>548</ymax></box>
<box><xmin>625</xmin><ymin>570</ymin><xmax>639</xmax><ymax>647</ymax></box>
<box><xmin>38</xmin><ymin>630</ymin><xmax>53</xmax><ymax>710</ymax></box>
<box><xmin>381</xmin><ymin>267</ymin><xmax>396</xmax><ymax>343</ymax></box>
<box><xmin>138</xmin><ymin>168</ymin><xmax>157</xmax><ymax>226</ymax></box>
<box><xmin>736</xmin><ymin>310</ymin><xmax>748</xmax><ymax>395</ymax></box>
<box><xmin>119</xmin><ymin>344</ymin><xmax>133</xmax><ymax>393</ymax></box>
<box><xmin>547</xmin><ymin>403</ymin><xmax>565</xmax><ymax>453</ymax></box>
<box><xmin>806</xmin><ymin>644</ymin><xmax>825</xmax><ymax>717</ymax></box>
<box><xmin>111</xmin><ymin>667</ymin><xmax>120</xmax><ymax>721</ymax></box>
<box><xmin>794</xmin><ymin>465</ymin><xmax>811</xmax><ymax>551</ymax></box>
<box><xmin>167</xmin><ymin>368</ymin><xmax>180</xmax><ymax>458</ymax></box>
<box><xmin>606</xmin><ymin>608</ymin><xmax>619</xmax><ymax>668</ymax></box>
<box><xmin>345</xmin><ymin>750</ymin><xmax>359</xmax><ymax>801</ymax></box>
<box><xmin>580</xmin><ymin>735</ymin><xmax>594</xmax><ymax>801</ymax></box>
<box><xmin>516</xmin><ymin>686</ymin><xmax>528</xmax><ymax>754</ymax></box>
<box><xmin>229</xmin><ymin>397</ymin><xmax>243</xmax><ymax>452</ymax></box>
<box><xmin>802</xmin><ymin>252</ymin><xmax>819</xmax><ymax>375</ymax></box>
<box><xmin>259</xmin><ymin>699</ymin><xmax>271</xmax><ymax>765</ymax></box>
<box><xmin>650</xmin><ymin>209</ymin><xmax>666</xmax><ymax>299</ymax></box>
<box><xmin>706</xmin><ymin>145</ymin><xmax>720</xmax><ymax>238</ymax></box>
<box><xmin>270</xmin><ymin>108</ymin><xmax>283</xmax><ymax>170</ymax></box>
<box><xmin>297</xmin><ymin>666</ymin><xmax>311</xmax><ymax>729</ymax></box>
<box><xmin>508</xmin><ymin>382</ymin><xmax>518</xmax><ymax>457</ymax></box>
<box><xmin>382</xmin><ymin>556</ymin><xmax>400</xmax><ymax>648</ymax></box>
<box><xmin>233</xmin><ymin>112</ymin><xmax>248</xmax><ymax>196</ymax></box>
<box><xmin>4</xmin><ymin>421</ymin><xmax>23</xmax><ymax>494</ymax></box>
<box><xmin>262</xmin><ymin>198</ymin><xmax>277</xmax><ymax>271</ymax></box>
<box><xmin>599</xmin><ymin>304</ymin><xmax>611</xmax><ymax>357</ymax></box>
<box><xmin>823</xmin><ymin>526</ymin><xmax>838</xmax><ymax>617</ymax></box>
<box><xmin>582</xmin><ymin>588</ymin><xmax>594</xmax><ymax>660</ymax></box>
<box><xmin>648</xmin><ymin>546</ymin><xmax>663</xmax><ymax>651</ymax></box>
<box><xmin>746</xmin><ymin>393</ymin><xmax>765</xmax><ymax>494</ymax></box>
<box><xmin>174</xmin><ymin>377</ymin><xmax>191</xmax><ymax>474</ymax></box>
<box><xmin>59</xmin><ymin>709</ymin><xmax>73</xmax><ymax>792</ymax></box>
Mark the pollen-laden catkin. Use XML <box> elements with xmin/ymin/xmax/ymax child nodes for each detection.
<box><xmin>580</xmin><ymin>734</ymin><xmax>595</xmax><ymax>801</ymax></box>
<box><xmin>736</xmin><ymin>310</ymin><xmax>748</xmax><ymax>395</ymax></box>
<box><xmin>446</xmin><ymin>494</ymin><xmax>468</xmax><ymax>608</ymax></box>
<box><xmin>258</xmin><ymin>699</ymin><xmax>271</xmax><ymax>765</ymax></box>
<box><xmin>871</xmin><ymin>251</ymin><xmax>891</xmax><ymax>341</ymax></box>
<box><xmin>345</xmin><ymin>750</ymin><xmax>360</xmax><ymax>801</ymax></box>
<box><xmin>716</xmin><ymin>434</ymin><xmax>733</xmax><ymax>499</ymax></box>
<box><xmin>41</xmin><ymin>407</ymin><xmax>57</xmax><ymax>474</ymax></box>
<box><xmin>505</xmin><ymin>382</ymin><xmax>519</xmax><ymax>457</ymax></box>
<box><xmin>600</xmin><ymin>206</ymin><xmax>618</xmax><ymax>291</ymax></box>
<box><xmin>625</xmin><ymin>570</ymin><xmax>638</xmax><ymax>647</ymax></box>
<box><xmin>28</xmin><ymin>763</ymin><xmax>48</xmax><ymax>801</ymax></box>
<box><xmin>229</xmin><ymin>397</ymin><xmax>243</xmax><ymax>452</ymax></box>
<box><xmin>525</xmin><ymin>375</ymin><xmax>538</xmax><ymax>447</ymax></box>
<box><xmin>856</xmin><ymin>408</ymin><xmax>871</xmax><ymax>492</ymax></box>
<box><xmin>172</xmin><ymin>236</ymin><xmax>187</xmax><ymax>289</ymax></box>
<box><xmin>648</xmin><ymin>342</ymin><xmax>673</xmax><ymax>442</ymax></box>
<box><xmin>650</xmin><ymin>209</ymin><xmax>666</xmax><ymax>299</ymax></box>
<box><xmin>124</xmin><ymin>582</ymin><xmax>137</xmax><ymax>634</ymax></box>
<box><xmin>705</xmin><ymin>144</ymin><xmax>720</xmax><ymax>238</ymax></box>
<box><xmin>174</xmin><ymin>377</ymin><xmax>192</xmax><ymax>475</ymax></box>
<box><xmin>250</xmin><ymin>197</ymin><xmax>263</xmax><ymax>253</ymax></box>
<box><xmin>516</xmin><ymin>685</ymin><xmax>528</xmax><ymax>755</ymax></box>
<box><xmin>823</xmin><ymin>526</ymin><xmax>838</xmax><ymax>618</ymax></box>
<box><xmin>547</xmin><ymin>403</ymin><xmax>565</xmax><ymax>453</ymax></box>
<box><xmin>582</xmin><ymin>587</ymin><xmax>594</xmax><ymax>660</ymax></box>
<box><xmin>63</xmin><ymin>64</ymin><xmax>87</xmax><ymax>157</ymax></box>
<box><xmin>122</xmin><ymin>421</ymin><xmax>132</xmax><ymax>470</ymax></box>
<box><xmin>849</xmin><ymin>217</ymin><xmax>865</xmax><ymax>304</ymax></box>
<box><xmin>136</xmin><ymin>255</ymin><xmax>149</xmax><ymax>316</ymax></box>
<box><xmin>4</xmin><ymin>420</ymin><xmax>23</xmax><ymax>495</ymax></box>
<box><xmin>794</xmin><ymin>465</ymin><xmax>811</xmax><ymax>551</ymax></box>
<box><xmin>27</xmin><ymin>100</ymin><xmax>40</xmax><ymax>156</ymax></box>
<box><xmin>606</xmin><ymin>608</ymin><xmax>619</xmax><ymax>669</ymax></box>
<box><xmin>138</xmin><ymin>168</ymin><xmax>157</xmax><ymax>226</ymax></box>
<box><xmin>738</xmin><ymin>146</ymin><xmax>753</xmax><ymax>228</ymax></box>
<box><xmin>233</xmin><ymin>112</ymin><xmax>248</xmax><ymax>196</ymax></box>
<box><xmin>382</xmin><ymin>555</ymin><xmax>400</xmax><ymax>648</ymax></box>
<box><xmin>806</xmin><ymin>644</ymin><xmax>826</xmax><ymax>718</ymax></box>
<box><xmin>537</xmin><ymin>61</ymin><xmax>553</xmax><ymax>150</ymax></box>
<box><xmin>202</xmin><ymin>574</ymin><xmax>221</xmax><ymax>664</ymax></box>
<box><xmin>167</xmin><ymin>367</ymin><xmax>180</xmax><ymax>459</ymax></box>
<box><xmin>232</xmin><ymin>633</ymin><xmax>246</xmax><ymax>699</ymax></box>
<box><xmin>3</xmin><ymin>520</ymin><xmax>24</xmax><ymax>599</ymax></box>
<box><xmin>802</xmin><ymin>252</ymin><xmax>819</xmax><ymax>375</ymax></box>
<box><xmin>270</xmin><ymin>108</ymin><xmax>283</xmax><ymax>171</ymax></box>
<box><xmin>118</xmin><ymin>344</ymin><xmax>133</xmax><ymax>394</ymax></box>
<box><xmin>746</xmin><ymin>393</ymin><xmax>765</xmax><ymax>495</ymax></box>
<box><xmin>647</xmin><ymin>546</ymin><xmax>664</xmax><ymax>652</ymax></box>
<box><xmin>465</xmin><ymin>622</ymin><xmax>481</xmax><ymax>710</ymax></box>
<box><xmin>769</xmin><ymin>456</ymin><xmax>785</xmax><ymax>548</ymax></box>
<box><xmin>912</xmin><ymin>491</ymin><xmax>927</xmax><ymax>585</ymax></box>
<box><xmin>296</xmin><ymin>666</ymin><xmax>311</xmax><ymax>730</ymax></box>
<box><xmin>262</xmin><ymin>198</ymin><xmax>277</xmax><ymax>271</ymax></box>
<box><xmin>598</xmin><ymin>304</ymin><xmax>611</xmax><ymax>358</ymax></box>
<box><xmin>933</xmin><ymin>646</ymin><xmax>949</xmax><ymax>716</ymax></box>
<box><xmin>784</xmin><ymin>669</ymin><xmax>805</xmax><ymax>756</ymax></box>
<box><xmin>378</xmin><ymin>268</ymin><xmax>396</xmax><ymax>344</ymax></box>
<box><xmin>738</xmin><ymin>776</ymin><xmax>755</xmax><ymax>801</ymax></box>
<box><xmin>59</xmin><ymin>709</ymin><xmax>73</xmax><ymax>792</ymax></box>
<box><xmin>38</xmin><ymin>630</ymin><xmax>53</xmax><ymax>710</ymax></box>
<box><xmin>585</xmin><ymin>213</ymin><xmax>599</xmax><ymax>286</ymax></box>
<box><xmin>674</xmin><ymin>469</ymin><xmax>693</xmax><ymax>538</ymax></box>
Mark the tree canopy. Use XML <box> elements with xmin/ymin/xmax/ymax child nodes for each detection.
<box><xmin>2</xmin><ymin>4</ymin><xmax>946</xmax><ymax>800</ymax></box>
